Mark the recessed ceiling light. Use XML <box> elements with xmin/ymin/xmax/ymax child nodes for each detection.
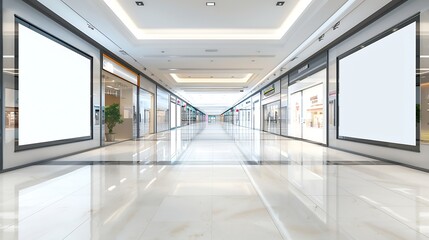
<box><xmin>135</xmin><ymin>1</ymin><xmax>144</xmax><ymax>6</ymax></box>
<box><xmin>206</xmin><ymin>2</ymin><xmax>215</xmax><ymax>6</ymax></box>
<box><xmin>276</xmin><ymin>1</ymin><xmax>285</xmax><ymax>6</ymax></box>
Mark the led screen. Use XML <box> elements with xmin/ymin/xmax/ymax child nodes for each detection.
<box><xmin>338</xmin><ymin>21</ymin><xmax>416</xmax><ymax>146</ymax></box>
<box><xmin>18</xmin><ymin>21</ymin><xmax>92</xmax><ymax>147</ymax></box>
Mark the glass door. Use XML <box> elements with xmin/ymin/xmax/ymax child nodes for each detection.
<box><xmin>253</xmin><ymin>101</ymin><xmax>260</xmax><ymax>130</ymax></box>
<box><xmin>263</xmin><ymin>101</ymin><xmax>280</xmax><ymax>134</ymax></box>
<box><xmin>302</xmin><ymin>84</ymin><xmax>324</xmax><ymax>143</ymax></box>
<box><xmin>170</xmin><ymin>101</ymin><xmax>176</xmax><ymax>129</ymax></box>
<box><xmin>288</xmin><ymin>69</ymin><xmax>326</xmax><ymax>144</ymax></box>
<box><xmin>288</xmin><ymin>92</ymin><xmax>302</xmax><ymax>138</ymax></box>
<box><xmin>139</xmin><ymin>88</ymin><xmax>154</xmax><ymax>136</ymax></box>
<box><xmin>176</xmin><ymin>104</ymin><xmax>181</xmax><ymax>127</ymax></box>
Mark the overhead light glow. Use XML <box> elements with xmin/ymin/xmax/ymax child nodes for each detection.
<box><xmin>170</xmin><ymin>73</ymin><xmax>253</xmax><ymax>83</ymax></box>
<box><xmin>206</xmin><ymin>2</ymin><xmax>215</xmax><ymax>6</ymax></box>
<box><xmin>103</xmin><ymin>0</ymin><xmax>313</xmax><ymax>40</ymax></box>
<box><xmin>236</xmin><ymin>0</ymin><xmax>360</xmax><ymax>106</ymax></box>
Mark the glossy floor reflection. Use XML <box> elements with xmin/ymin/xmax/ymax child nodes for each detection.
<box><xmin>1</xmin><ymin>122</ymin><xmax>429</xmax><ymax>239</ymax></box>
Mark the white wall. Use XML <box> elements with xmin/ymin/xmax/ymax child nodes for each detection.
<box><xmin>328</xmin><ymin>0</ymin><xmax>429</xmax><ymax>169</ymax></box>
<box><xmin>2</xmin><ymin>0</ymin><xmax>101</xmax><ymax>169</ymax></box>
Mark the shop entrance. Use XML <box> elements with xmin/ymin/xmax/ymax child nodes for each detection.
<box><xmin>263</xmin><ymin>101</ymin><xmax>280</xmax><ymax>135</ymax></box>
<box><xmin>288</xmin><ymin>69</ymin><xmax>326</xmax><ymax>144</ymax></box>
<box><xmin>103</xmin><ymin>71</ymin><xmax>137</xmax><ymax>143</ymax></box>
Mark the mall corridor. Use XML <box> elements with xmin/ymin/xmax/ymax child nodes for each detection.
<box><xmin>0</xmin><ymin>122</ymin><xmax>428</xmax><ymax>239</ymax></box>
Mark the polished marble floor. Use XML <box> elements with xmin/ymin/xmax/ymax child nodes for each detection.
<box><xmin>1</xmin><ymin>122</ymin><xmax>429</xmax><ymax>239</ymax></box>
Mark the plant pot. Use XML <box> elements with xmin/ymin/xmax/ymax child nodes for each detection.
<box><xmin>106</xmin><ymin>133</ymin><xmax>116</xmax><ymax>142</ymax></box>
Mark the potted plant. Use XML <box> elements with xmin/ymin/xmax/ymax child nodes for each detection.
<box><xmin>105</xmin><ymin>103</ymin><xmax>123</xmax><ymax>142</ymax></box>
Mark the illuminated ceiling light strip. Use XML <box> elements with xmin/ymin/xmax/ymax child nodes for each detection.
<box><xmin>103</xmin><ymin>0</ymin><xmax>313</xmax><ymax>40</ymax></box>
<box><xmin>170</xmin><ymin>73</ymin><xmax>253</xmax><ymax>83</ymax></box>
<box><xmin>237</xmin><ymin>0</ymin><xmax>360</xmax><ymax>106</ymax></box>
<box><xmin>273</xmin><ymin>0</ymin><xmax>312</xmax><ymax>39</ymax></box>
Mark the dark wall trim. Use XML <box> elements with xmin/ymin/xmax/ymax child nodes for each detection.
<box><xmin>14</xmin><ymin>16</ymin><xmax>94</xmax><ymax>152</ymax></box>
<box><xmin>325</xmin><ymin>53</ymin><xmax>330</xmax><ymax>146</ymax></box>
<box><xmin>100</xmin><ymin>51</ymin><xmax>103</xmax><ymax>146</ymax></box>
<box><xmin>289</xmin><ymin>52</ymin><xmax>327</xmax><ymax>85</ymax></box>
<box><xmin>336</xmin><ymin>15</ymin><xmax>420</xmax><ymax>152</ymax></box>
<box><xmin>329</xmin><ymin>146</ymin><xmax>429</xmax><ymax>174</ymax></box>
<box><xmin>0</xmin><ymin>146</ymin><xmax>99</xmax><ymax>174</ymax></box>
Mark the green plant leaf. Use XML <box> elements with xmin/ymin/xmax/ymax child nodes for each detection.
<box><xmin>105</xmin><ymin>103</ymin><xmax>123</xmax><ymax>134</ymax></box>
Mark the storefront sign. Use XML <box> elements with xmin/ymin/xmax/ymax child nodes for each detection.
<box><xmin>298</xmin><ymin>64</ymin><xmax>309</xmax><ymax>74</ymax></box>
<box><xmin>310</xmin><ymin>95</ymin><xmax>318</xmax><ymax>104</ymax></box>
<box><xmin>263</xmin><ymin>84</ymin><xmax>275</xmax><ymax>96</ymax></box>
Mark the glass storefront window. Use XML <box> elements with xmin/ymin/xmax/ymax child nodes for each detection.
<box><xmin>176</xmin><ymin>99</ymin><xmax>182</xmax><ymax>128</ymax></box>
<box><xmin>263</xmin><ymin>101</ymin><xmax>280</xmax><ymax>135</ymax></box>
<box><xmin>170</xmin><ymin>96</ymin><xmax>176</xmax><ymax>129</ymax></box>
<box><xmin>252</xmin><ymin>94</ymin><xmax>261</xmax><ymax>130</ymax></box>
<box><xmin>139</xmin><ymin>88</ymin><xmax>154</xmax><ymax>136</ymax></box>
<box><xmin>104</xmin><ymin>71</ymin><xmax>137</xmax><ymax>142</ymax></box>
<box><xmin>156</xmin><ymin>88</ymin><xmax>170</xmax><ymax>132</ymax></box>
<box><xmin>280</xmin><ymin>77</ymin><xmax>288</xmax><ymax>136</ymax></box>
<box><xmin>288</xmin><ymin>69</ymin><xmax>326</xmax><ymax>144</ymax></box>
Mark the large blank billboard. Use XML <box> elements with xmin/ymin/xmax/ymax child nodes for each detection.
<box><xmin>17</xmin><ymin>19</ymin><xmax>92</xmax><ymax>149</ymax></box>
<box><xmin>338</xmin><ymin>21</ymin><xmax>416</xmax><ymax>147</ymax></box>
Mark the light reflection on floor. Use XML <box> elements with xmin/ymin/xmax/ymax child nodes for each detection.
<box><xmin>0</xmin><ymin>122</ymin><xmax>429</xmax><ymax>239</ymax></box>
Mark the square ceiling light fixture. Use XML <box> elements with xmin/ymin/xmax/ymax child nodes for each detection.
<box><xmin>135</xmin><ymin>1</ymin><xmax>144</xmax><ymax>6</ymax></box>
<box><xmin>276</xmin><ymin>1</ymin><xmax>285</xmax><ymax>6</ymax></box>
<box><xmin>206</xmin><ymin>2</ymin><xmax>215</xmax><ymax>6</ymax></box>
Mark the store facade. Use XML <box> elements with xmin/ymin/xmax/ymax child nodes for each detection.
<box><xmin>0</xmin><ymin>0</ymin><xmax>205</xmax><ymax>171</ymax></box>
<box><xmin>223</xmin><ymin>0</ymin><xmax>429</xmax><ymax>170</ymax></box>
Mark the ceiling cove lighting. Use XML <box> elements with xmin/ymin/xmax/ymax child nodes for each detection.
<box><xmin>170</xmin><ymin>73</ymin><xmax>253</xmax><ymax>83</ymax></box>
<box><xmin>206</xmin><ymin>2</ymin><xmax>215</xmax><ymax>6</ymax></box>
<box><xmin>235</xmin><ymin>0</ymin><xmax>360</xmax><ymax>106</ymax></box>
<box><xmin>103</xmin><ymin>0</ymin><xmax>313</xmax><ymax>40</ymax></box>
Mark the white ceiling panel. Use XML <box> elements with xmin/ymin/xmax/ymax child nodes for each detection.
<box><xmin>36</xmin><ymin>0</ymin><xmax>390</xmax><ymax>114</ymax></box>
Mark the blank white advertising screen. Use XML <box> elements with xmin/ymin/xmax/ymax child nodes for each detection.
<box><xmin>338</xmin><ymin>21</ymin><xmax>416</xmax><ymax>146</ymax></box>
<box><xmin>18</xmin><ymin>21</ymin><xmax>91</xmax><ymax>147</ymax></box>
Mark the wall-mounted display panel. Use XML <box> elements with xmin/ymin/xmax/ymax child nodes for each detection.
<box><xmin>16</xmin><ymin>18</ymin><xmax>92</xmax><ymax>150</ymax></box>
<box><xmin>338</xmin><ymin>20</ymin><xmax>417</xmax><ymax>150</ymax></box>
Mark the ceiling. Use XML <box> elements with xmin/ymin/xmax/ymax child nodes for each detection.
<box><xmin>37</xmin><ymin>0</ymin><xmax>392</xmax><ymax>115</ymax></box>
